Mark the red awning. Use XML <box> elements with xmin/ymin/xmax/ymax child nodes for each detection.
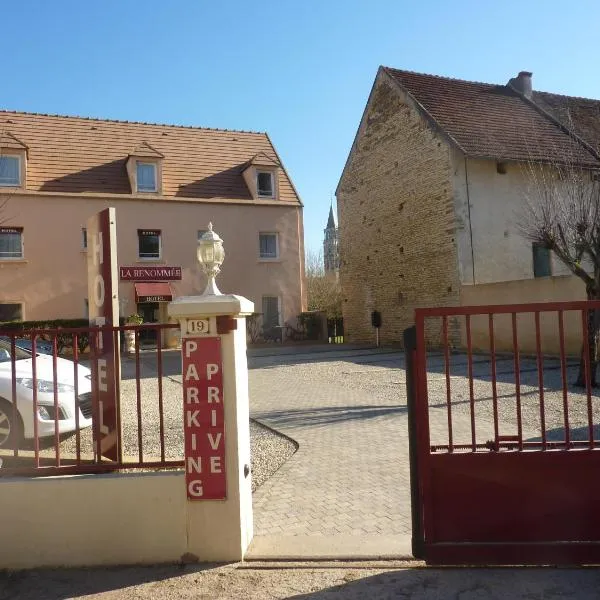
<box><xmin>134</xmin><ymin>282</ymin><xmax>173</xmax><ymax>303</ymax></box>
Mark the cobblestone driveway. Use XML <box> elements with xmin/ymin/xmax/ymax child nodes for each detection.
<box><xmin>248</xmin><ymin>347</ymin><xmax>412</xmax><ymax>537</ymax></box>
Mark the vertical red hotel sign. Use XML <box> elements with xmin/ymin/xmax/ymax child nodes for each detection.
<box><xmin>183</xmin><ymin>336</ymin><xmax>226</xmax><ymax>500</ymax></box>
<box><xmin>86</xmin><ymin>208</ymin><xmax>121</xmax><ymax>461</ymax></box>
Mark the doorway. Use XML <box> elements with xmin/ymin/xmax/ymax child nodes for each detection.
<box><xmin>137</xmin><ymin>302</ymin><xmax>158</xmax><ymax>346</ymax></box>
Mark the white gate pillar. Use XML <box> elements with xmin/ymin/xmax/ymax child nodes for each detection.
<box><xmin>168</xmin><ymin>223</ymin><xmax>254</xmax><ymax>562</ymax></box>
<box><xmin>169</xmin><ymin>294</ymin><xmax>254</xmax><ymax>561</ymax></box>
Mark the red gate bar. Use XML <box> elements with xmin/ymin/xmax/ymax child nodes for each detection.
<box><xmin>511</xmin><ymin>313</ymin><xmax>523</xmax><ymax>450</ymax></box>
<box><xmin>581</xmin><ymin>309</ymin><xmax>594</xmax><ymax>448</ymax></box>
<box><xmin>488</xmin><ymin>314</ymin><xmax>499</xmax><ymax>443</ymax></box>
<box><xmin>557</xmin><ymin>311</ymin><xmax>570</xmax><ymax>446</ymax></box>
<box><xmin>465</xmin><ymin>315</ymin><xmax>476</xmax><ymax>450</ymax></box>
<box><xmin>534</xmin><ymin>312</ymin><xmax>547</xmax><ymax>449</ymax></box>
<box><xmin>442</xmin><ymin>316</ymin><xmax>453</xmax><ymax>451</ymax></box>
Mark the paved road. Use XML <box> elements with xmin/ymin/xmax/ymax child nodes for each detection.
<box><xmin>248</xmin><ymin>347</ymin><xmax>412</xmax><ymax>537</ymax></box>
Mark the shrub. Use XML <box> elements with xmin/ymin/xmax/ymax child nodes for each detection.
<box><xmin>0</xmin><ymin>318</ymin><xmax>91</xmax><ymax>354</ymax></box>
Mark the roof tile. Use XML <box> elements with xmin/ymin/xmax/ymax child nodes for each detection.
<box><xmin>0</xmin><ymin>111</ymin><xmax>300</xmax><ymax>202</ymax></box>
<box><xmin>383</xmin><ymin>67</ymin><xmax>600</xmax><ymax>167</ymax></box>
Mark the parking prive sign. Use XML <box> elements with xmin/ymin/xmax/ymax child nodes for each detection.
<box><xmin>182</xmin><ymin>336</ymin><xmax>226</xmax><ymax>500</ymax></box>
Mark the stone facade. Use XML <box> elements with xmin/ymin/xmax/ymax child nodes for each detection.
<box><xmin>337</xmin><ymin>71</ymin><xmax>460</xmax><ymax>345</ymax></box>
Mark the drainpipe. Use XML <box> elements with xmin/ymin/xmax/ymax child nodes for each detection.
<box><xmin>464</xmin><ymin>156</ymin><xmax>476</xmax><ymax>284</ymax></box>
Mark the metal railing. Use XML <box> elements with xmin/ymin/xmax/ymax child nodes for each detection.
<box><xmin>414</xmin><ymin>300</ymin><xmax>600</xmax><ymax>454</ymax></box>
<box><xmin>0</xmin><ymin>323</ymin><xmax>183</xmax><ymax>477</ymax></box>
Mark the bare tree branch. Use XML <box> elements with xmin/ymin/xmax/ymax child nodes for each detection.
<box><xmin>305</xmin><ymin>248</ymin><xmax>342</xmax><ymax>317</ymax></box>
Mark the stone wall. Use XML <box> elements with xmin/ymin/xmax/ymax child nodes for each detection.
<box><xmin>337</xmin><ymin>71</ymin><xmax>461</xmax><ymax>345</ymax></box>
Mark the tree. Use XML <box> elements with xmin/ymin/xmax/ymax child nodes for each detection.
<box><xmin>305</xmin><ymin>248</ymin><xmax>342</xmax><ymax>317</ymax></box>
<box><xmin>519</xmin><ymin>156</ymin><xmax>600</xmax><ymax>385</ymax></box>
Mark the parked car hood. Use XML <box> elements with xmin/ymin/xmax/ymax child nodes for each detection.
<box><xmin>0</xmin><ymin>355</ymin><xmax>92</xmax><ymax>388</ymax></box>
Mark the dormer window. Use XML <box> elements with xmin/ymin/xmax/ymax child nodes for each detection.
<box><xmin>257</xmin><ymin>171</ymin><xmax>274</xmax><ymax>198</ymax></box>
<box><xmin>242</xmin><ymin>153</ymin><xmax>280</xmax><ymax>201</ymax></box>
<box><xmin>126</xmin><ymin>141</ymin><xmax>164</xmax><ymax>195</ymax></box>
<box><xmin>0</xmin><ymin>155</ymin><xmax>20</xmax><ymax>186</ymax></box>
<box><xmin>137</xmin><ymin>162</ymin><xmax>157</xmax><ymax>192</ymax></box>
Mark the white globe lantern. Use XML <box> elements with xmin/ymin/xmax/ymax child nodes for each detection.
<box><xmin>197</xmin><ymin>222</ymin><xmax>225</xmax><ymax>296</ymax></box>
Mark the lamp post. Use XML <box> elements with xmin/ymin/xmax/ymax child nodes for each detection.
<box><xmin>197</xmin><ymin>222</ymin><xmax>225</xmax><ymax>296</ymax></box>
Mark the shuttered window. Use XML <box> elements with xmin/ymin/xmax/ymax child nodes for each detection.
<box><xmin>262</xmin><ymin>296</ymin><xmax>280</xmax><ymax>329</ymax></box>
<box><xmin>259</xmin><ymin>233</ymin><xmax>278</xmax><ymax>259</ymax></box>
<box><xmin>0</xmin><ymin>227</ymin><xmax>23</xmax><ymax>259</ymax></box>
<box><xmin>532</xmin><ymin>243</ymin><xmax>552</xmax><ymax>278</ymax></box>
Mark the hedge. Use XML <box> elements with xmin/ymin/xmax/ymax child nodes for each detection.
<box><xmin>0</xmin><ymin>319</ymin><xmax>91</xmax><ymax>354</ymax></box>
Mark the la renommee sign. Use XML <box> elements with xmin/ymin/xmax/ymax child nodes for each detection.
<box><xmin>182</xmin><ymin>336</ymin><xmax>226</xmax><ymax>500</ymax></box>
<box><xmin>120</xmin><ymin>266</ymin><xmax>182</xmax><ymax>281</ymax></box>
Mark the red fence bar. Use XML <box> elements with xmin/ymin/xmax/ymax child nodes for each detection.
<box><xmin>89</xmin><ymin>329</ymin><xmax>102</xmax><ymax>463</ymax></box>
<box><xmin>135</xmin><ymin>329</ymin><xmax>143</xmax><ymax>463</ymax></box>
<box><xmin>157</xmin><ymin>331</ymin><xmax>166</xmax><ymax>463</ymax></box>
<box><xmin>581</xmin><ymin>309</ymin><xmax>595</xmax><ymax>448</ymax></box>
<box><xmin>511</xmin><ymin>313</ymin><xmax>523</xmax><ymax>450</ymax></box>
<box><xmin>557</xmin><ymin>311</ymin><xmax>570</xmax><ymax>447</ymax></box>
<box><xmin>488</xmin><ymin>314</ymin><xmax>499</xmax><ymax>442</ymax></box>
<box><xmin>10</xmin><ymin>336</ymin><xmax>18</xmax><ymax>458</ymax></box>
<box><xmin>113</xmin><ymin>328</ymin><xmax>123</xmax><ymax>464</ymax></box>
<box><xmin>52</xmin><ymin>335</ymin><xmax>61</xmax><ymax>467</ymax></box>
<box><xmin>534</xmin><ymin>312</ymin><xmax>547</xmax><ymax>450</ymax></box>
<box><xmin>442</xmin><ymin>316</ymin><xmax>453</xmax><ymax>452</ymax></box>
<box><xmin>72</xmin><ymin>333</ymin><xmax>81</xmax><ymax>464</ymax></box>
<box><xmin>31</xmin><ymin>335</ymin><xmax>40</xmax><ymax>467</ymax></box>
<box><xmin>465</xmin><ymin>315</ymin><xmax>476</xmax><ymax>450</ymax></box>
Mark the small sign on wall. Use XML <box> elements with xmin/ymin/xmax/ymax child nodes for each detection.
<box><xmin>182</xmin><ymin>336</ymin><xmax>226</xmax><ymax>500</ymax></box>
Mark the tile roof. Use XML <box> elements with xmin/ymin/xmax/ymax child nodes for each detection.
<box><xmin>0</xmin><ymin>111</ymin><xmax>300</xmax><ymax>203</ymax></box>
<box><xmin>383</xmin><ymin>67</ymin><xmax>600</xmax><ymax>167</ymax></box>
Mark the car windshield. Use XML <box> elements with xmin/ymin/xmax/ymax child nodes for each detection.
<box><xmin>0</xmin><ymin>339</ymin><xmax>33</xmax><ymax>362</ymax></box>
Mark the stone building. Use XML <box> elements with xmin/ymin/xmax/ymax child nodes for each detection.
<box><xmin>323</xmin><ymin>204</ymin><xmax>339</xmax><ymax>274</ymax></box>
<box><xmin>0</xmin><ymin>110</ymin><xmax>305</xmax><ymax>342</ymax></box>
<box><xmin>336</xmin><ymin>67</ymin><xmax>600</xmax><ymax>347</ymax></box>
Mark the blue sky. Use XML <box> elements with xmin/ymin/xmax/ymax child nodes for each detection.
<box><xmin>2</xmin><ymin>1</ymin><xmax>600</xmax><ymax>254</ymax></box>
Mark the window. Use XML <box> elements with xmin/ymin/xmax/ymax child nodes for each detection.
<box><xmin>0</xmin><ymin>227</ymin><xmax>23</xmax><ymax>259</ymax></box>
<box><xmin>262</xmin><ymin>296</ymin><xmax>280</xmax><ymax>329</ymax></box>
<box><xmin>259</xmin><ymin>233</ymin><xmax>278</xmax><ymax>259</ymax></box>
<box><xmin>0</xmin><ymin>303</ymin><xmax>22</xmax><ymax>322</ymax></box>
<box><xmin>257</xmin><ymin>171</ymin><xmax>274</xmax><ymax>198</ymax></box>
<box><xmin>82</xmin><ymin>227</ymin><xmax>87</xmax><ymax>250</ymax></box>
<box><xmin>138</xmin><ymin>229</ymin><xmax>161</xmax><ymax>259</ymax></box>
<box><xmin>197</xmin><ymin>229</ymin><xmax>208</xmax><ymax>241</ymax></box>
<box><xmin>136</xmin><ymin>162</ymin><xmax>157</xmax><ymax>192</ymax></box>
<box><xmin>533</xmin><ymin>243</ymin><xmax>551</xmax><ymax>278</ymax></box>
<box><xmin>0</xmin><ymin>156</ymin><xmax>20</xmax><ymax>186</ymax></box>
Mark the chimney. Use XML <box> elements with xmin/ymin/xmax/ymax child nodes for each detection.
<box><xmin>508</xmin><ymin>71</ymin><xmax>533</xmax><ymax>99</ymax></box>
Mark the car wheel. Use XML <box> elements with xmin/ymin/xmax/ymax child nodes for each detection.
<box><xmin>0</xmin><ymin>399</ymin><xmax>23</xmax><ymax>450</ymax></box>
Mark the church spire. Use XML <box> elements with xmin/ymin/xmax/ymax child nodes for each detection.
<box><xmin>326</xmin><ymin>203</ymin><xmax>336</xmax><ymax>229</ymax></box>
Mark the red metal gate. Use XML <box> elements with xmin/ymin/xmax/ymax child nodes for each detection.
<box><xmin>405</xmin><ymin>301</ymin><xmax>600</xmax><ymax>565</ymax></box>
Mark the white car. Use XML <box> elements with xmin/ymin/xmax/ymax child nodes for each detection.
<box><xmin>0</xmin><ymin>339</ymin><xmax>93</xmax><ymax>449</ymax></box>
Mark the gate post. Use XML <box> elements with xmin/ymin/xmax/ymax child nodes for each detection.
<box><xmin>404</xmin><ymin>325</ymin><xmax>425</xmax><ymax>559</ymax></box>
<box><xmin>169</xmin><ymin>293</ymin><xmax>254</xmax><ymax>561</ymax></box>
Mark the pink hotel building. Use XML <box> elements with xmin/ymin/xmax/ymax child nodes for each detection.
<box><xmin>0</xmin><ymin>111</ymin><xmax>305</xmax><ymax>337</ymax></box>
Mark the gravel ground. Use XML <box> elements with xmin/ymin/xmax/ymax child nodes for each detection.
<box><xmin>3</xmin><ymin>562</ymin><xmax>600</xmax><ymax>599</ymax></box>
<box><xmin>26</xmin><ymin>353</ymin><xmax>298</xmax><ymax>493</ymax></box>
